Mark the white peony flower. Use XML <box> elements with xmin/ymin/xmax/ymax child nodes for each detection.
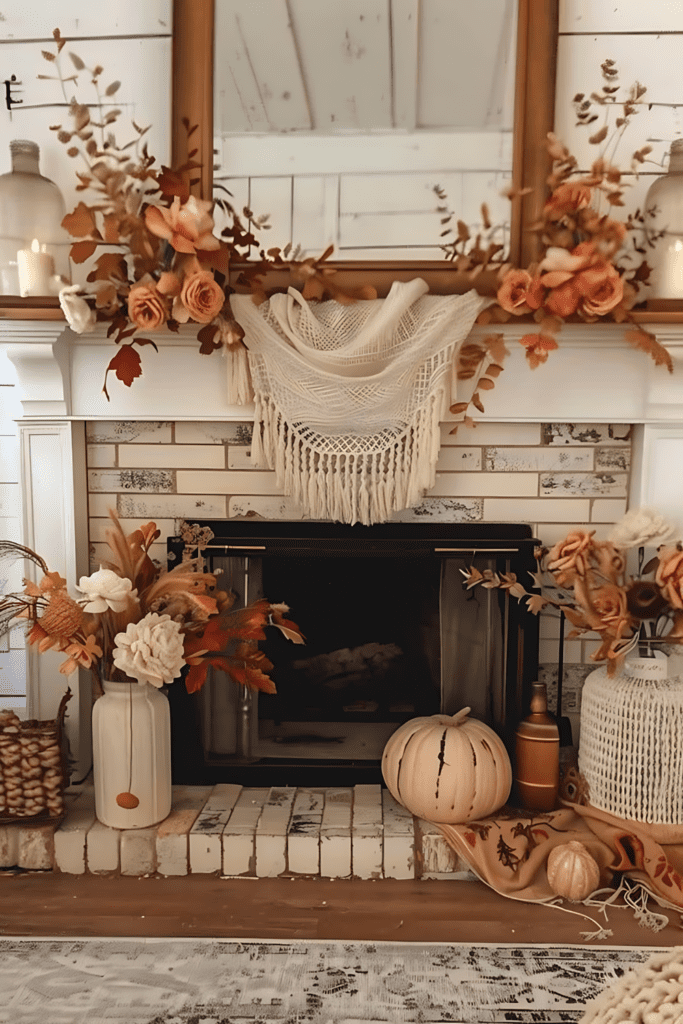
<box><xmin>608</xmin><ymin>507</ymin><xmax>676</xmax><ymax>549</ymax></box>
<box><xmin>59</xmin><ymin>285</ymin><xmax>96</xmax><ymax>334</ymax></box>
<box><xmin>77</xmin><ymin>567</ymin><xmax>137</xmax><ymax>613</ymax></box>
<box><xmin>112</xmin><ymin>612</ymin><xmax>185</xmax><ymax>687</ymax></box>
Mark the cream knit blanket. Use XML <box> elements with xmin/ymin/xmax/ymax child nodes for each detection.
<box><xmin>580</xmin><ymin>946</ymin><xmax>683</xmax><ymax>1022</ymax></box>
<box><xmin>231</xmin><ymin>279</ymin><xmax>485</xmax><ymax>525</ymax></box>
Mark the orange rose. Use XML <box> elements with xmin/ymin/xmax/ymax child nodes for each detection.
<box><xmin>577</xmin><ymin>262</ymin><xmax>624</xmax><ymax>317</ymax></box>
<box><xmin>655</xmin><ymin>544</ymin><xmax>683</xmax><ymax>609</ymax></box>
<box><xmin>588</xmin><ymin>584</ymin><xmax>631</xmax><ymax>633</ymax></box>
<box><xmin>546</xmin><ymin>530</ymin><xmax>595</xmax><ymax>586</ymax></box>
<box><xmin>544</xmin><ymin>277</ymin><xmax>582</xmax><ymax>318</ymax></box>
<box><xmin>544</xmin><ymin>181</ymin><xmax>593</xmax><ymax>220</ymax></box>
<box><xmin>128</xmin><ymin>280</ymin><xmax>168</xmax><ymax>330</ymax></box>
<box><xmin>179</xmin><ymin>271</ymin><xmax>224</xmax><ymax>324</ymax></box>
<box><xmin>497</xmin><ymin>269</ymin><xmax>544</xmax><ymax>315</ymax></box>
<box><xmin>145</xmin><ymin>195</ymin><xmax>220</xmax><ymax>255</ymax></box>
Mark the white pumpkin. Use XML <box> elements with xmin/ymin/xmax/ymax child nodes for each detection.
<box><xmin>381</xmin><ymin>708</ymin><xmax>512</xmax><ymax>823</ymax></box>
<box><xmin>546</xmin><ymin>840</ymin><xmax>601</xmax><ymax>901</ymax></box>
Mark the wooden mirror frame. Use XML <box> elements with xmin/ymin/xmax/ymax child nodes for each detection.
<box><xmin>171</xmin><ymin>0</ymin><xmax>559</xmax><ymax>296</ymax></box>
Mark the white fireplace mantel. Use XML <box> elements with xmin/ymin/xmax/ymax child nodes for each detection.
<box><xmin>3</xmin><ymin>318</ymin><xmax>683</xmax><ymax>423</ymax></box>
<box><xmin>3</xmin><ymin>316</ymin><xmax>683</xmax><ymax>778</ymax></box>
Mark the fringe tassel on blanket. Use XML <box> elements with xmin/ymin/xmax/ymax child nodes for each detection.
<box><xmin>251</xmin><ymin>392</ymin><xmax>445</xmax><ymax>526</ymax></box>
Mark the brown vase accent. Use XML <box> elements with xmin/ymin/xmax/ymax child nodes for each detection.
<box><xmin>514</xmin><ymin>681</ymin><xmax>560</xmax><ymax>812</ymax></box>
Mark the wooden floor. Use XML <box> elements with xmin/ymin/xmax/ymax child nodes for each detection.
<box><xmin>0</xmin><ymin>873</ymin><xmax>681</xmax><ymax>946</ymax></box>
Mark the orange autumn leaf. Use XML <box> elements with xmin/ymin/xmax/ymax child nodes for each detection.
<box><xmin>104</xmin><ymin>345</ymin><xmax>143</xmax><ymax>393</ymax></box>
<box><xmin>62</xmin><ymin>201</ymin><xmax>96</xmax><ymax>238</ymax></box>
<box><xmin>69</xmin><ymin>240</ymin><xmax>99</xmax><ymax>263</ymax></box>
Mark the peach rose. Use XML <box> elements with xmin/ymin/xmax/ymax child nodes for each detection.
<box><xmin>588</xmin><ymin>584</ymin><xmax>631</xmax><ymax>632</ymax></box>
<box><xmin>178</xmin><ymin>271</ymin><xmax>224</xmax><ymax>324</ymax></box>
<box><xmin>577</xmin><ymin>262</ymin><xmax>624</xmax><ymax>317</ymax></box>
<box><xmin>544</xmin><ymin>181</ymin><xmax>593</xmax><ymax>220</ymax></box>
<box><xmin>546</xmin><ymin>530</ymin><xmax>596</xmax><ymax>586</ymax></box>
<box><xmin>655</xmin><ymin>544</ymin><xmax>683</xmax><ymax>609</ymax></box>
<box><xmin>145</xmin><ymin>195</ymin><xmax>220</xmax><ymax>255</ymax></box>
<box><xmin>127</xmin><ymin>279</ymin><xmax>168</xmax><ymax>330</ymax></box>
<box><xmin>497</xmin><ymin>269</ymin><xmax>544</xmax><ymax>315</ymax></box>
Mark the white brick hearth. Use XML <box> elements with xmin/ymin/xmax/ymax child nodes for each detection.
<box><xmin>0</xmin><ymin>784</ymin><xmax>470</xmax><ymax>880</ymax></box>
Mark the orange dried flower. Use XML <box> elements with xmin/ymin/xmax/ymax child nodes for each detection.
<box><xmin>128</xmin><ymin>278</ymin><xmax>168</xmax><ymax>331</ymax></box>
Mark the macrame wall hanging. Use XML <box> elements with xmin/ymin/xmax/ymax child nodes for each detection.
<box><xmin>231</xmin><ymin>278</ymin><xmax>486</xmax><ymax>526</ymax></box>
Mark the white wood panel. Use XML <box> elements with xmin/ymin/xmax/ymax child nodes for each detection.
<box><xmin>292</xmin><ymin>175</ymin><xmax>338</xmax><ymax>253</ymax></box>
<box><xmin>217</xmin><ymin>130</ymin><xmax>513</xmax><ymax>177</ymax></box>
<box><xmin>341</xmin><ymin>171</ymin><xmax>462</xmax><ymax>214</ymax></box>
<box><xmin>555</xmin><ymin>33</ymin><xmax>683</xmax><ymax>176</ymax></box>
<box><xmin>288</xmin><ymin>0</ymin><xmax>392</xmax><ymax>131</ymax></box>
<box><xmin>418</xmin><ymin>0</ymin><xmax>516</xmax><ymax>129</ymax></box>
<box><xmin>339</xmin><ymin>209</ymin><xmax>448</xmax><ymax>248</ymax></box>
<box><xmin>214</xmin><ymin>0</ymin><xmax>310</xmax><ymax>134</ymax></box>
<box><xmin>249</xmin><ymin>177</ymin><xmax>292</xmax><ymax>254</ymax></box>
<box><xmin>391</xmin><ymin>0</ymin><xmax>419</xmax><ymax>130</ymax></box>
<box><xmin>334</xmin><ymin>244</ymin><xmax>447</xmax><ymax>260</ymax></box>
<box><xmin>213</xmin><ymin>177</ymin><xmax>251</xmax><ymax>238</ymax></box>
<box><xmin>0</xmin><ymin>0</ymin><xmax>171</xmax><ymax>39</ymax></box>
<box><xmin>560</xmin><ymin>1</ymin><xmax>683</xmax><ymax>34</ymax></box>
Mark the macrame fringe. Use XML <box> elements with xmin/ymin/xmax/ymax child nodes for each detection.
<box><xmin>251</xmin><ymin>391</ymin><xmax>444</xmax><ymax>525</ymax></box>
<box><xmin>224</xmin><ymin>342</ymin><xmax>254</xmax><ymax>406</ymax></box>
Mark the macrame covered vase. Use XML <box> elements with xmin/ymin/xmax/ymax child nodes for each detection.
<box><xmin>578</xmin><ymin>652</ymin><xmax>683</xmax><ymax>841</ymax></box>
<box><xmin>92</xmin><ymin>678</ymin><xmax>172</xmax><ymax>829</ymax></box>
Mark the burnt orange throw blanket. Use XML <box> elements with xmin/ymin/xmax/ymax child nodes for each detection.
<box><xmin>437</xmin><ymin>802</ymin><xmax>683</xmax><ymax>920</ymax></box>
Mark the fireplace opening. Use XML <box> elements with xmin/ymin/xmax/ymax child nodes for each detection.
<box><xmin>167</xmin><ymin>521</ymin><xmax>539</xmax><ymax>787</ymax></box>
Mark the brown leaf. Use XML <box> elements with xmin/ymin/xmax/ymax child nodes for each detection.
<box><xmin>41</xmin><ymin>50</ymin><xmax>56</xmax><ymax>62</ymax></box>
<box><xmin>70</xmin><ymin>240</ymin><xmax>98</xmax><ymax>263</ymax></box>
<box><xmin>62</xmin><ymin>202</ymin><xmax>96</xmax><ymax>238</ymax></box>
<box><xmin>102</xmin><ymin>345</ymin><xmax>143</xmax><ymax>401</ymax></box>
<box><xmin>472</xmin><ymin>392</ymin><xmax>485</xmax><ymax>414</ymax></box>
<box><xmin>197</xmin><ymin>324</ymin><xmax>221</xmax><ymax>354</ymax></box>
<box><xmin>449</xmin><ymin>402</ymin><xmax>469</xmax><ymax>415</ymax></box>
<box><xmin>624</xmin><ymin>329</ymin><xmax>673</xmax><ymax>372</ymax></box>
<box><xmin>485</xmin><ymin>363</ymin><xmax>504</xmax><ymax>377</ymax></box>
<box><xmin>588</xmin><ymin>125</ymin><xmax>609</xmax><ymax>145</ymax></box>
<box><xmin>478</xmin><ymin>378</ymin><xmax>495</xmax><ymax>390</ymax></box>
<box><xmin>105</xmin><ymin>80</ymin><xmax>121</xmax><ymax>96</ymax></box>
<box><xmin>69</xmin><ymin>52</ymin><xmax>85</xmax><ymax>71</ymax></box>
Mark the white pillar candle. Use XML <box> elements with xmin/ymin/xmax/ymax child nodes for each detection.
<box><xmin>17</xmin><ymin>238</ymin><xmax>55</xmax><ymax>297</ymax></box>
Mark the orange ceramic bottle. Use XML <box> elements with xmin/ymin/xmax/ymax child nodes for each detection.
<box><xmin>514</xmin><ymin>681</ymin><xmax>560</xmax><ymax>812</ymax></box>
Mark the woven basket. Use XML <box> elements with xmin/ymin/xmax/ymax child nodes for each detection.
<box><xmin>578</xmin><ymin>653</ymin><xmax>683</xmax><ymax>840</ymax></box>
<box><xmin>0</xmin><ymin>689</ymin><xmax>71</xmax><ymax>825</ymax></box>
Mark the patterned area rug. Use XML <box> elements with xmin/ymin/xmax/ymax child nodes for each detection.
<box><xmin>0</xmin><ymin>938</ymin><xmax>661</xmax><ymax>1023</ymax></box>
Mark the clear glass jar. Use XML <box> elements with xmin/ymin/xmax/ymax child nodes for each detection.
<box><xmin>644</xmin><ymin>139</ymin><xmax>683</xmax><ymax>300</ymax></box>
<box><xmin>0</xmin><ymin>140</ymin><xmax>71</xmax><ymax>296</ymax></box>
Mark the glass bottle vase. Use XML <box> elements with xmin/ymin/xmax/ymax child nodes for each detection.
<box><xmin>0</xmin><ymin>139</ymin><xmax>70</xmax><ymax>296</ymax></box>
<box><xmin>92</xmin><ymin>678</ymin><xmax>172</xmax><ymax>829</ymax></box>
<box><xmin>644</xmin><ymin>139</ymin><xmax>683</xmax><ymax>301</ymax></box>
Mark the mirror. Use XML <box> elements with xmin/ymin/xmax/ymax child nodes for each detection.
<box><xmin>172</xmin><ymin>0</ymin><xmax>558</xmax><ymax>293</ymax></box>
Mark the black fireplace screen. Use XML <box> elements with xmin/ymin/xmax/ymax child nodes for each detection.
<box><xmin>167</xmin><ymin>521</ymin><xmax>539</xmax><ymax>787</ymax></box>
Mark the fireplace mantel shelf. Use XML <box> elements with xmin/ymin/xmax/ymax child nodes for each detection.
<box><xmin>2</xmin><ymin>319</ymin><xmax>683</xmax><ymax>423</ymax></box>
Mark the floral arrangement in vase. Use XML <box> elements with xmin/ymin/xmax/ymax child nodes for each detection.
<box><xmin>462</xmin><ymin>508</ymin><xmax>683</xmax><ymax>674</ymax></box>
<box><xmin>0</xmin><ymin>510</ymin><xmax>303</xmax><ymax>694</ymax></box>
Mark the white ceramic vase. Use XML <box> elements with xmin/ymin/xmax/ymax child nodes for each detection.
<box><xmin>92</xmin><ymin>678</ymin><xmax>172</xmax><ymax>829</ymax></box>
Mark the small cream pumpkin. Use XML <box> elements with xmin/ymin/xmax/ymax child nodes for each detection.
<box><xmin>381</xmin><ymin>708</ymin><xmax>512</xmax><ymax>823</ymax></box>
<box><xmin>546</xmin><ymin>840</ymin><xmax>600</xmax><ymax>901</ymax></box>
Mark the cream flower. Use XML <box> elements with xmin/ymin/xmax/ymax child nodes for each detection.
<box><xmin>77</xmin><ymin>567</ymin><xmax>137</xmax><ymax>613</ymax></box>
<box><xmin>112</xmin><ymin>612</ymin><xmax>185</xmax><ymax>687</ymax></box>
<box><xmin>144</xmin><ymin>195</ymin><xmax>220</xmax><ymax>254</ymax></box>
<box><xmin>608</xmin><ymin>508</ymin><xmax>676</xmax><ymax>549</ymax></box>
<box><xmin>59</xmin><ymin>285</ymin><xmax>96</xmax><ymax>334</ymax></box>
